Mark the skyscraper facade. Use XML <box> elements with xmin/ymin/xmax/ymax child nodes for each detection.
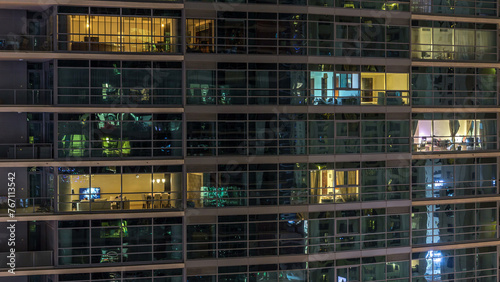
<box><xmin>0</xmin><ymin>0</ymin><xmax>498</xmax><ymax>281</ymax></box>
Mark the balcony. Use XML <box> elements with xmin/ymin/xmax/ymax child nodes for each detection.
<box><xmin>0</xmin><ymin>35</ymin><xmax>52</xmax><ymax>52</ymax></box>
<box><xmin>0</xmin><ymin>143</ymin><xmax>52</xmax><ymax>159</ymax></box>
<box><xmin>0</xmin><ymin>251</ymin><xmax>53</xmax><ymax>268</ymax></box>
<box><xmin>0</xmin><ymin>89</ymin><xmax>52</xmax><ymax>105</ymax></box>
<box><xmin>0</xmin><ymin>197</ymin><xmax>54</xmax><ymax>215</ymax></box>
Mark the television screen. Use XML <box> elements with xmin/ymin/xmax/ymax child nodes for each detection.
<box><xmin>79</xmin><ymin>187</ymin><xmax>101</xmax><ymax>200</ymax></box>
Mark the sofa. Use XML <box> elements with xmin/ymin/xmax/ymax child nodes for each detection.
<box><xmin>76</xmin><ymin>199</ymin><xmax>111</xmax><ymax>211</ymax></box>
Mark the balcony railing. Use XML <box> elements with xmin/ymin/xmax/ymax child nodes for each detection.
<box><xmin>0</xmin><ymin>89</ymin><xmax>52</xmax><ymax>105</ymax></box>
<box><xmin>0</xmin><ymin>197</ymin><xmax>54</xmax><ymax>215</ymax></box>
<box><xmin>0</xmin><ymin>35</ymin><xmax>52</xmax><ymax>52</ymax></box>
<box><xmin>0</xmin><ymin>251</ymin><xmax>53</xmax><ymax>268</ymax></box>
<box><xmin>0</xmin><ymin>143</ymin><xmax>52</xmax><ymax>159</ymax></box>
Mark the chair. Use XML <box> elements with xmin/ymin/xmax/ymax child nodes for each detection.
<box><xmin>142</xmin><ymin>194</ymin><xmax>152</xmax><ymax>209</ymax></box>
<box><xmin>153</xmin><ymin>193</ymin><xmax>162</xmax><ymax>209</ymax></box>
<box><xmin>162</xmin><ymin>193</ymin><xmax>171</xmax><ymax>208</ymax></box>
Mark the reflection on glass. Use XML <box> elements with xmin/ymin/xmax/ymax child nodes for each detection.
<box><xmin>58</xmin><ymin>113</ymin><xmax>182</xmax><ymax>158</ymax></box>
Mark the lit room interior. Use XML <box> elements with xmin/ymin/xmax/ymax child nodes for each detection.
<box><xmin>411</xmin><ymin>27</ymin><xmax>496</xmax><ymax>60</ymax></box>
<box><xmin>58</xmin><ymin>172</ymin><xmax>182</xmax><ymax>211</ymax></box>
<box><xmin>186</xmin><ymin>19</ymin><xmax>215</xmax><ymax>53</ymax></box>
<box><xmin>310</xmin><ymin>169</ymin><xmax>359</xmax><ymax>203</ymax></box>
<box><xmin>186</xmin><ymin>170</ymin><xmax>360</xmax><ymax>207</ymax></box>
<box><xmin>309</xmin><ymin>72</ymin><xmax>408</xmax><ymax>105</ymax></box>
<box><xmin>413</xmin><ymin>119</ymin><xmax>490</xmax><ymax>152</ymax></box>
<box><xmin>65</xmin><ymin>15</ymin><xmax>178</xmax><ymax>52</ymax></box>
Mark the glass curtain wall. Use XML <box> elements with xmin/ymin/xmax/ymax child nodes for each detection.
<box><xmin>186</xmin><ymin>15</ymin><xmax>410</xmax><ymax>58</ymax></box>
<box><xmin>58</xmin><ymin>217</ymin><xmax>183</xmax><ymax>265</ymax></box>
<box><xmin>58</xmin><ymin>7</ymin><xmax>181</xmax><ymax>53</ymax></box>
<box><xmin>412</xmin><ymin>67</ymin><xmax>497</xmax><ymax>106</ymax></box>
<box><xmin>411</xmin><ymin>21</ymin><xmax>497</xmax><ymax>61</ymax></box>
<box><xmin>57</xmin><ymin>166</ymin><xmax>182</xmax><ymax>212</ymax></box>
<box><xmin>57</xmin><ymin>113</ymin><xmax>182</xmax><ymax>158</ymax></box>
<box><xmin>186</xmin><ymin>210</ymin><xmax>410</xmax><ymax>259</ymax></box>
<box><xmin>186</xmin><ymin>162</ymin><xmax>410</xmax><ymax>208</ymax></box>
<box><xmin>412</xmin><ymin>113</ymin><xmax>497</xmax><ymax>153</ymax></box>
<box><xmin>57</xmin><ymin>60</ymin><xmax>182</xmax><ymax>105</ymax></box>
<box><xmin>186</xmin><ymin>113</ymin><xmax>410</xmax><ymax>156</ymax></box>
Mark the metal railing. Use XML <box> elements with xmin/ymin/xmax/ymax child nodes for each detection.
<box><xmin>0</xmin><ymin>35</ymin><xmax>52</xmax><ymax>52</ymax></box>
<box><xmin>0</xmin><ymin>143</ymin><xmax>52</xmax><ymax>159</ymax></box>
<box><xmin>57</xmin><ymin>90</ymin><xmax>180</xmax><ymax>106</ymax></box>
<box><xmin>0</xmin><ymin>251</ymin><xmax>53</xmax><ymax>268</ymax></box>
<box><xmin>0</xmin><ymin>89</ymin><xmax>52</xmax><ymax>105</ymax></box>
<box><xmin>0</xmin><ymin>197</ymin><xmax>54</xmax><ymax>214</ymax></box>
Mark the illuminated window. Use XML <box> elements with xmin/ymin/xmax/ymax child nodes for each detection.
<box><xmin>186</xmin><ymin>19</ymin><xmax>215</xmax><ymax>53</ymax></box>
<box><xmin>411</xmin><ymin>26</ymin><xmax>497</xmax><ymax>61</ymax></box>
<box><xmin>335</xmin><ymin>170</ymin><xmax>359</xmax><ymax>202</ymax></box>
<box><xmin>309</xmin><ymin>71</ymin><xmax>361</xmax><ymax>105</ymax></box>
<box><xmin>413</xmin><ymin>117</ymin><xmax>497</xmax><ymax>152</ymax></box>
<box><xmin>360</xmin><ymin>72</ymin><xmax>385</xmax><ymax>104</ymax></box>
<box><xmin>59</xmin><ymin>14</ymin><xmax>180</xmax><ymax>53</ymax></box>
<box><xmin>310</xmin><ymin>169</ymin><xmax>359</xmax><ymax>203</ymax></box>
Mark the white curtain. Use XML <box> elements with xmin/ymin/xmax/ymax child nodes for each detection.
<box><xmin>454</xmin><ymin>29</ymin><xmax>474</xmax><ymax>60</ymax></box>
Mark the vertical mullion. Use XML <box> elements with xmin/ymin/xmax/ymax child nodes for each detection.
<box><xmin>88</xmin><ymin>61</ymin><xmax>91</xmax><ymax>105</ymax></box>
<box><xmin>151</xmin><ymin>111</ymin><xmax>154</xmax><ymax>158</ymax></box>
